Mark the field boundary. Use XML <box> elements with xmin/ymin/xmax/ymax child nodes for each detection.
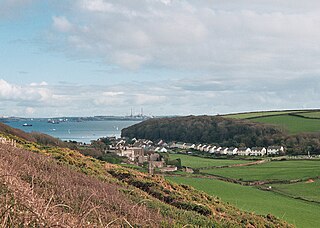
<box><xmin>262</xmin><ymin>186</ymin><xmax>320</xmax><ymax>205</ymax></box>
<box><xmin>197</xmin><ymin>159</ymin><xmax>268</xmax><ymax>170</ymax></box>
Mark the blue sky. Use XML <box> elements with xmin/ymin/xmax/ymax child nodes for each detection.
<box><xmin>1</xmin><ymin>0</ymin><xmax>320</xmax><ymax>117</ymax></box>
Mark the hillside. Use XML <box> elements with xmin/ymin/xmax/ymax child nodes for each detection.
<box><xmin>122</xmin><ymin>115</ymin><xmax>320</xmax><ymax>155</ymax></box>
<box><xmin>122</xmin><ymin>115</ymin><xmax>284</xmax><ymax>148</ymax></box>
<box><xmin>0</xmin><ymin>122</ymin><xmax>75</xmax><ymax>148</ymax></box>
<box><xmin>223</xmin><ymin>109</ymin><xmax>320</xmax><ymax>134</ymax></box>
<box><xmin>0</xmin><ymin>123</ymin><xmax>291</xmax><ymax>227</ymax></box>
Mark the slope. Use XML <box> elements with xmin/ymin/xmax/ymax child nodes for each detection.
<box><xmin>0</xmin><ymin>124</ymin><xmax>292</xmax><ymax>227</ymax></box>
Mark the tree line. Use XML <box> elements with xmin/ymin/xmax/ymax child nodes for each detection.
<box><xmin>122</xmin><ymin>115</ymin><xmax>320</xmax><ymax>155</ymax></box>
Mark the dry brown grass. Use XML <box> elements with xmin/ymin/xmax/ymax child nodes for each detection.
<box><xmin>0</xmin><ymin>144</ymin><xmax>164</xmax><ymax>227</ymax></box>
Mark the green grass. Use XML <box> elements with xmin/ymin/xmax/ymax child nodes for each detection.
<box><xmin>223</xmin><ymin>110</ymin><xmax>304</xmax><ymax>119</ymax></box>
<box><xmin>271</xmin><ymin>179</ymin><xmax>320</xmax><ymax>203</ymax></box>
<box><xmin>167</xmin><ymin>176</ymin><xmax>320</xmax><ymax>228</ymax></box>
<box><xmin>169</xmin><ymin>153</ymin><xmax>251</xmax><ymax>168</ymax></box>
<box><xmin>253</xmin><ymin>115</ymin><xmax>320</xmax><ymax>134</ymax></box>
<box><xmin>296</xmin><ymin>111</ymin><xmax>320</xmax><ymax>119</ymax></box>
<box><xmin>202</xmin><ymin>160</ymin><xmax>320</xmax><ymax>181</ymax></box>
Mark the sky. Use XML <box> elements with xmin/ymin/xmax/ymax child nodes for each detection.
<box><xmin>1</xmin><ymin>0</ymin><xmax>320</xmax><ymax>117</ymax></box>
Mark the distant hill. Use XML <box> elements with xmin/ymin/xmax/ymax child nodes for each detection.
<box><xmin>223</xmin><ymin>109</ymin><xmax>320</xmax><ymax>134</ymax></box>
<box><xmin>122</xmin><ymin>115</ymin><xmax>284</xmax><ymax>147</ymax></box>
<box><xmin>0</xmin><ymin>122</ymin><xmax>291</xmax><ymax>227</ymax></box>
<box><xmin>122</xmin><ymin>115</ymin><xmax>320</xmax><ymax>155</ymax></box>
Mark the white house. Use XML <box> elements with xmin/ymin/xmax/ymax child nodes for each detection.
<box><xmin>209</xmin><ymin>146</ymin><xmax>217</xmax><ymax>153</ymax></box>
<box><xmin>267</xmin><ymin>146</ymin><xmax>284</xmax><ymax>155</ymax></box>
<box><xmin>205</xmin><ymin>145</ymin><xmax>212</xmax><ymax>152</ymax></box>
<box><xmin>237</xmin><ymin>147</ymin><xmax>251</xmax><ymax>156</ymax></box>
<box><xmin>219</xmin><ymin>147</ymin><xmax>228</xmax><ymax>155</ymax></box>
<box><xmin>159</xmin><ymin>147</ymin><xmax>168</xmax><ymax>153</ymax></box>
<box><xmin>250</xmin><ymin>147</ymin><xmax>267</xmax><ymax>156</ymax></box>
<box><xmin>200</xmin><ymin>145</ymin><xmax>207</xmax><ymax>151</ymax></box>
<box><xmin>226</xmin><ymin>147</ymin><xmax>238</xmax><ymax>155</ymax></box>
<box><xmin>214</xmin><ymin>146</ymin><xmax>222</xmax><ymax>154</ymax></box>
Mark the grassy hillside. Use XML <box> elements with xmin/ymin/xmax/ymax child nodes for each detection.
<box><xmin>166</xmin><ymin>154</ymin><xmax>320</xmax><ymax>228</ymax></box>
<box><xmin>223</xmin><ymin>110</ymin><xmax>305</xmax><ymax>119</ymax></box>
<box><xmin>168</xmin><ymin>176</ymin><xmax>320</xmax><ymax>228</ymax></box>
<box><xmin>0</xmin><ymin>125</ymin><xmax>291</xmax><ymax>227</ymax></box>
<box><xmin>271</xmin><ymin>180</ymin><xmax>320</xmax><ymax>203</ymax></box>
<box><xmin>169</xmin><ymin>153</ymin><xmax>252</xmax><ymax>169</ymax></box>
<box><xmin>202</xmin><ymin>160</ymin><xmax>320</xmax><ymax>181</ymax></box>
<box><xmin>253</xmin><ymin>115</ymin><xmax>320</xmax><ymax>134</ymax></box>
<box><xmin>224</xmin><ymin>109</ymin><xmax>320</xmax><ymax>134</ymax></box>
<box><xmin>122</xmin><ymin>115</ymin><xmax>284</xmax><ymax>148</ymax></box>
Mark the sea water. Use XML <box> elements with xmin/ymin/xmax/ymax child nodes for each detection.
<box><xmin>4</xmin><ymin>120</ymin><xmax>140</xmax><ymax>143</ymax></box>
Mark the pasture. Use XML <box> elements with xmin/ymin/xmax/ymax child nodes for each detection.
<box><xmin>167</xmin><ymin>176</ymin><xmax>320</xmax><ymax>228</ymax></box>
<box><xmin>201</xmin><ymin>160</ymin><xmax>320</xmax><ymax>181</ymax></box>
<box><xmin>253</xmin><ymin>115</ymin><xmax>320</xmax><ymax>134</ymax></box>
<box><xmin>271</xmin><ymin>180</ymin><xmax>320</xmax><ymax>203</ymax></box>
<box><xmin>223</xmin><ymin>110</ymin><xmax>304</xmax><ymax>119</ymax></box>
<box><xmin>169</xmin><ymin>153</ymin><xmax>251</xmax><ymax>168</ymax></box>
<box><xmin>296</xmin><ymin>111</ymin><xmax>320</xmax><ymax>119</ymax></box>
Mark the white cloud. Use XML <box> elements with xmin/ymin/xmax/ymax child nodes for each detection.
<box><xmin>30</xmin><ymin>81</ymin><xmax>48</xmax><ymax>86</ymax></box>
<box><xmin>80</xmin><ymin>0</ymin><xmax>114</xmax><ymax>12</ymax></box>
<box><xmin>0</xmin><ymin>79</ymin><xmax>50</xmax><ymax>102</ymax></box>
<box><xmin>52</xmin><ymin>16</ymin><xmax>73</xmax><ymax>32</ymax></box>
<box><xmin>45</xmin><ymin>0</ymin><xmax>320</xmax><ymax>75</ymax></box>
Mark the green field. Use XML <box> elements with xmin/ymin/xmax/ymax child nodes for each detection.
<box><xmin>169</xmin><ymin>153</ymin><xmax>251</xmax><ymax>168</ymax></box>
<box><xmin>296</xmin><ymin>111</ymin><xmax>320</xmax><ymax>119</ymax></box>
<box><xmin>202</xmin><ymin>160</ymin><xmax>320</xmax><ymax>181</ymax></box>
<box><xmin>271</xmin><ymin>180</ymin><xmax>320</xmax><ymax>203</ymax></box>
<box><xmin>167</xmin><ymin>176</ymin><xmax>320</xmax><ymax>228</ymax></box>
<box><xmin>253</xmin><ymin>115</ymin><xmax>320</xmax><ymax>134</ymax></box>
<box><xmin>223</xmin><ymin>110</ymin><xmax>320</xmax><ymax>134</ymax></box>
<box><xmin>223</xmin><ymin>110</ymin><xmax>304</xmax><ymax>119</ymax></box>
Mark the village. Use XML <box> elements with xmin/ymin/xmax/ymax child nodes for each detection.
<box><xmin>100</xmin><ymin>136</ymin><xmax>285</xmax><ymax>174</ymax></box>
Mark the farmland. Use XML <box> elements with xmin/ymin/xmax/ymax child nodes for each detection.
<box><xmin>169</xmin><ymin>153</ymin><xmax>252</xmax><ymax>168</ymax></box>
<box><xmin>253</xmin><ymin>115</ymin><xmax>320</xmax><ymax>134</ymax></box>
<box><xmin>223</xmin><ymin>110</ymin><xmax>304</xmax><ymax>119</ymax></box>
<box><xmin>202</xmin><ymin>160</ymin><xmax>320</xmax><ymax>181</ymax></box>
<box><xmin>166</xmin><ymin>153</ymin><xmax>320</xmax><ymax>228</ymax></box>
<box><xmin>296</xmin><ymin>111</ymin><xmax>320</xmax><ymax>119</ymax></box>
<box><xmin>167</xmin><ymin>176</ymin><xmax>320</xmax><ymax>228</ymax></box>
<box><xmin>271</xmin><ymin>180</ymin><xmax>320</xmax><ymax>203</ymax></box>
<box><xmin>224</xmin><ymin>109</ymin><xmax>320</xmax><ymax>134</ymax></box>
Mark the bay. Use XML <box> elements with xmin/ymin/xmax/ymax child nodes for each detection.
<box><xmin>4</xmin><ymin>120</ymin><xmax>140</xmax><ymax>143</ymax></box>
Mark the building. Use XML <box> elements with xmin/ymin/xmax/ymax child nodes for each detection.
<box><xmin>118</xmin><ymin>147</ymin><xmax>144</xmax><ymax>161</ymax></box>
<box><xmin>237</xmin><ymin>147</ymin><xmax>251</xmax><ymax>156</ymax></box>
<box><xmin>250</xmin><ymin>147</ymin><xmax>267</xmax><ymax>156</ymax></box>
<box><xmin>226</xmin><ymin>147</ymin><xmax>238</xmax><ymax>155</ymax></box>
<box><xmin>267</xmin><ymin>146</ymin><xmax>285</xmax><ymax>155</ymax></box>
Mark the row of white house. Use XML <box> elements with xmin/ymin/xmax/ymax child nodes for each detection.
<box><xmin>171</xmin><ymin>142</ymin><xmax>284</xmax><ymax>156</ymax></box>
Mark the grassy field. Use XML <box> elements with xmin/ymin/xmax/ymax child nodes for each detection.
<box><xmin>223</xmin><ymin>110</ymin><xmax>304</xmax><ymax>119</ymax></box>
<box><xmin>223</xmin><ymin>110</ymin><xmax>320</xmax><ymax>134</ymax></box>
<box><xmin>169</xmin><ymin>153</ymin><xmax>251</xmax><ymax>168</ymax></box>
<box><xmin>167</xmin><ymin>176</ymin><xmax>320</xmax><ymax>228</ymax></box>
<box><xmin>271</xmin><ymin>180</ymin><xmax>320</xmax><ymax>203</ymax></box>
<box><xmin>202</xmin><ymin>160</ymin><xmax>320</xmax><ymax>181</ymax></box>
<box><xmin>252</xmin><ymin>115</ymin><xmax>320</xmax><ymax>134</ymax></box>
<box><xmin>296</xmin><ymin>111</ymin><xmax>320</xmax><ymax>119</ymax></box>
